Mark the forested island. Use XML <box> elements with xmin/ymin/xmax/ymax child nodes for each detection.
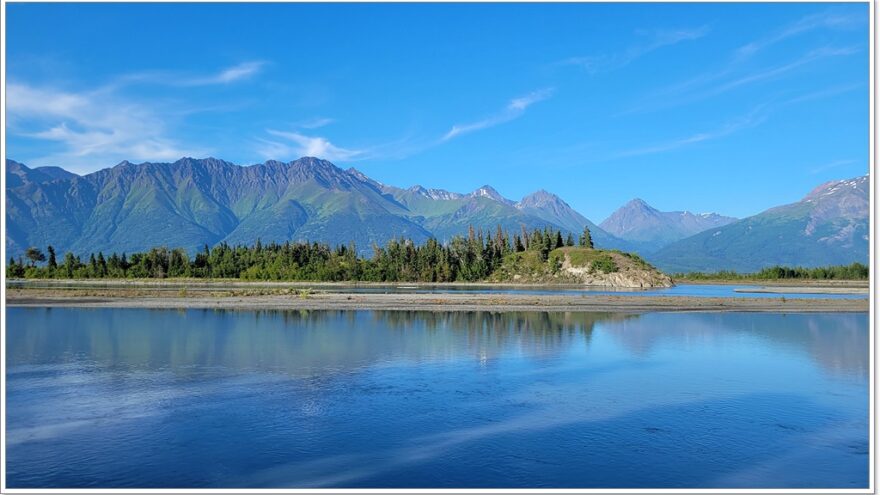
<box><xmin>6</xmin><ymin>224</ymin><xmax>867</xmax><ymax>285</ymax></box>
<box><xmin>7</xmin><ymin>226</ymin><xmax>670</xmax><ymax>287</ymax></box>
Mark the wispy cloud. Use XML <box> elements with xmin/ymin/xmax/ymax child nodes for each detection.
<box><xmin>624</xmin><ymin>10</ymin><xmax>864</xmax><ymax>114</ymax></box>
<box><xmin>734</xmin><ymin>10</ymin><xmax>863</xmax><ymax>61</ymax></box>
<box><xmin>257</xmin><ymin>130</ymin><xmax>367</xmax><ymax>162</ymax></box>
<box><xmin>624</xmin><ymin>44</ymin><xmax>860</xmax><ymax>115</ymax></box>
<box><xmin>113</xmin><ymin>61</ymin><xmax>267</xmax><ymax>88</ymax></box>
<box><xmin>809</xmin><ymin>159</ymin><xmax>857</xmax><ymax>175</ymax></box>
<box><xmin>613</xmin><ymin>106</ymin><xmax>768</xmax><ymax>159</ymax></box>
<box><xmin>558</xmin><ymin>25</ymin><xmax>710</xmax><ymax>74</ymax></box>
<box><xmin>296</xmin><ymin>117</ymin><xmax>335</xmax><ymax>129</ymax></box>
<box><xmin>781</xmin><ymin>81</ymin><xmax>865</xmax><ymax>105</ymax></box>
<box><xmin>183</xmin><ymin>61</ymin><xmax>266</xmax><ymax>86</ymax></box>
<box><xmin>442</xmin><ymin>88</ymin><xmax>554</xmax><ymax>141</ymax></box>
<box><xmin>7</xmin><ymin>82</ymin><xmax>205</xmax><ymax>171</ymax></box>
<box><xmin>696</xmin><ymin>45</ymin><xmax>860</xmax><ymax>100</ymax></box>
<box><xmin>7</xmin><ymin>60</ymin><xmax>270</xmax><ymax>171</ymax></box>
<box><xmin>609</xmin><ymin>77</ymin><xmax>857</xmax><ymax>161</ymax></box>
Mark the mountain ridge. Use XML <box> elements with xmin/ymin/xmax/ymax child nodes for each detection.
<box><xmin>6</xmin><ymin>158</ymin><xmax>868</xmax><ymax>272</ymax></box>
<box><xmin>648</xmin><ymin>175</ymin><xmax>869</xmax><ymax>272</ymax></box>
<box><xmin>599</xmin><ymin>197</ymin><xmax>737</xmax><ymax>252</ymax></box>
<box><xmin>5</xmin><ymin>157</ymin><xmax>629</xmax><ymax>257</ymax></box>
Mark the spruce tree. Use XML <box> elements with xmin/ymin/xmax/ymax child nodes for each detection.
<box><xmin>579</xmin><ymin>226</ymin><xmax>594</xmax><ymax>249</ymax></box>
<box><xmin>47</xmin><ymin>245</ymin><xmax>57</xmax><ymax>270</ymax></box>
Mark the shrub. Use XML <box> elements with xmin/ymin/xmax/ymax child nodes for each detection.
<box><xmin>590</xmin><ymin>256</ymin><xmax>618</xmax><ymax>274</ymax></box>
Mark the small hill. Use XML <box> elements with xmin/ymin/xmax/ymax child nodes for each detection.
<box><xmin>490</xmin><ymin>247</ymin><xmax>673</xmax><ymax>288</ymax></box>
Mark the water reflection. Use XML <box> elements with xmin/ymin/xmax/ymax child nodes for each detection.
<box><xmin>7</xmin><ymin>308</ymin><xmax>866</xmax><ymax>379</ymax></box>
<box><xmin>8</xmin><ymin>309</ymin><xmax>629</xmax><ymax>373</ymax></box>
<box><xmin>5</xmin><ymin>308</ymin><xmax>868</xmax><ymax>488</ymax></box>
<box><xmin>602</xmin><ymin>312</ymin><xmax>868</xmax><ymax>378</ymax></box>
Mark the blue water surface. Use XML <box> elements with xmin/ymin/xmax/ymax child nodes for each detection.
<box><xmin>5</xmin><ymin>280</ymin><xmax>868</xmax><ymax>299</ymax></box>
<box><xmin>335</xmin><ymin>283</ymin><xmax>868</xmax><ymax>299</ymax></box>
<box><xmin>5</xmin><ymin>308</ymin><xmax>869</xmax><ymax>488</ymax></box>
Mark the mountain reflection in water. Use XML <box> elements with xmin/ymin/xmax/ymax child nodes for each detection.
<box><xmin>6</xmin><ymin>308</ymin><xmax>868</xmax><ymax>489</ymax></box>
<box><xmin>7</xmin><ymin>308</ymin><xmax>865</xmax><ymax>378</ymax></box>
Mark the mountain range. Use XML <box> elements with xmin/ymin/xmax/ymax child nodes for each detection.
<box><xmin>599</xmin><ymin>199</ymin><xmax>738</xmax><ymax>253</ymax></box>
<box><xmin>5</xmin><ymin>157</ymin><xmax>627</xmax><ymax>259</ymax></box>
<box><xmin>5</xmin><ymin>157</ymin><xmax>869</xmax><ymax>273</ymax></box>
<box><xmin>649</xmin><ymin>175</ymin><xmax>870</xmax><ymax>273</ymax></box>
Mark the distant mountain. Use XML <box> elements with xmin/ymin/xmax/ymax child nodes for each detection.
<box><xmin>6</xmin><ymin>157</ymin><xmax>626</xmax><ymax>257</ymax></box>
<box><xmin>600</xmin><ymin>198</ymin><xmax>736</xmax><ymax>252</ymax></box>
<box><xmin>6</xmin><ymin>160</ymin><xmax>78</xmax><ymax>188</ymax></box>
<box><xmin>369</xmin><ymin>180</ymin><xmax>625</xmax><ymax>249</ymax></box>
<box><xmin>33</xmin><ymin>166</ymin><xmax>79</xmax><ymax>181</ymax></box>
<box><xmin>516</xmin><ymin>190</ymin><xmax>592</xmax><ymax>233</ymax></box>
<box><xmin>649</xmin><ymin>176</ymin><xmax>869</xmax><ymax>273</ymax></box>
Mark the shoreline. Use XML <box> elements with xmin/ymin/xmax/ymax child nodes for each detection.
<box><xmin>5</xmin><ymin>289</ymin><xmax>869</xmax><ymax>313</ymax></box>
<box><xmin>671</xmin><ymin>278</ymin><xmax>869</xmax><ymax>288</ymax></box>
<box><xmin>734</xmin><ymin>286</ymin><xmax>869</xmax><ymax>295</ymax></box>
<box><xmin>6</xmin><ymin>277</ymin><xmax>870</xmax><ymax>289</ymax></box>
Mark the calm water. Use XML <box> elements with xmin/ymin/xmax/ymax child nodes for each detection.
<box><xmin>6</xmin><ymin>280</ymin><xmax>868</xmax><ymax>299</ymax></box>
<box><xmin>332</xmin><ymin>284</ymin><xmax>868</xmax><ymax>299</ymax></box>
<box><xmin>6</xmin><ymin>308</ymin><xmax>869</xmax><ymax>488</ymax></box>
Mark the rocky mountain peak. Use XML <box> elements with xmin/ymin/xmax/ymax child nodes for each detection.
<box><xmin>803</xmin><ymin>175</ymin><xmax>869</xmax><ymax>203</ymax></box>
<box><xmin>516</xmin><ymin>189</ymin><xmax>572</xmax><ymax>211</ymax></box>
<box><xmin>469</xmin><ymin>185</ymin><xmax>512</xmax><ymax>204</ymax></box>
<box><xmin>623</xmin><ymin>198</ymin><xmax>657</xmax><ymax>212</ymax></box>
<box><xmin>601</xmin><ymin>198</ymin><xmax>736</xmax><ymax>250</ymax></box>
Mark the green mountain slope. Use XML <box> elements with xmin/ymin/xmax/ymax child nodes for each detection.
<box><xmin>648</xmin><ymin>176</ymin><xmax>869</xmax><ymax>273</ymax></box>
<box><xmin>6</xmin><ymin>157</ymin><xmax>621</xmax><ymax>257</ymax></box>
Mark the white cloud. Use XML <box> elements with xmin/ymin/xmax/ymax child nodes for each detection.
<box><xmin>7</xmin><ymin>82</ymin><xmax>204</xmax><ymax>172</ymax></box>
<box><xmin>111</xmin><ymin>61</ymin><xmax>266</xmax><ymax>88</ymax></box>
<box><xmin>809</xmin><ymin>159</ymin><xmax>857</xmax><ymax>175</ymax></box>
<box><xmin>5</xmin><ymin>61</ymin><xmax>267</xmax><ymax>171</ymax></box>
<box><xmin>708</xmin><ymin>45</ymin><xmax>860</xmax><ymax>97</ymax></box>
<box><xmin>296</xmin><ymin>117</ymin><xmax>335</xmax><ymax>129</ymax></box>
<box><xmin>612</xmin><ymin>78</ymin><xmax>866</xmax><ymax>160</ymax></box>
<box><xmin>442</xmin><ymin>88</ymin><xmax>554</xmax><ymax>141</ymax></box>
<box><xmin>781</xmin><ymin>82</ymin><xmax>864</xmax><ymax>105</ymax></box>
<box><xmin>613</xmin><ymin>106</ymin><xmax>768</xmax><ymax>158</ymax></box>
<box><xmin>559</xmin><ymin>25</ymin><xmax>710</xmax><ymax>74</ymax></box>
<box><xmin>735</xmin><ymin>10</ymin><xmax>863</xmax><ymax>60</ymax></box>
<box><xmin>183</xmin><ymin>61</ymin><xmax>266</xmax><ymax>86</ymax></box>
<box><xmin>624</xmin><ymin>10</ymin><xmax>865</xmax><ymax>115</ymax></box>
<box><xmin>623</xmin><ymin>44</ymin><xmax>860</xmax><ymax>116</ymax></box>
<box><xmin>215</xmin><ymin>61</ymin><xmax>265</xmax><ymax>83</ymax></box>
<box><xmin>507</xmin><ymin>88</ymin><xmax>553</xmax><ymax>111</ymax></box>
<box><xmin>259</xmin><ymin>130</ymin><xmax>366</xmax><ymax>162</ymax></box>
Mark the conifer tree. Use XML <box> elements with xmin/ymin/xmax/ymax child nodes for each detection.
<box><xmin>47</xmin><ymin>245</ymin><xmax>57</xmax><ymax>270</ymax></box>
<box><xmin>579</xmin><ymin>226</ymin><xmax>594</xmax><ymax>249</ymax></box>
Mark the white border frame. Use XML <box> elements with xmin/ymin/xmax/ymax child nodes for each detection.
<box><xmin>0</xmin><ymin>1</ymin><xmax>875</xmax><ymax>494</ymax></box>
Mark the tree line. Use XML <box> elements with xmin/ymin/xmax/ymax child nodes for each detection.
<box><xmin>675</xmin><ymin>263</ymin><xmax>869</xmax><ymax>281</ymax></box>
<box><xmin>7</xmin><ymin>225</ymin><xmax>596</xmax><ymax>282</ymax></box>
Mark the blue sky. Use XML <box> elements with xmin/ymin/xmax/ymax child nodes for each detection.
<box><xmin>6</xmin><ymin>3</ymin><xmax>870</xmax><ymax>221</ymax></box>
